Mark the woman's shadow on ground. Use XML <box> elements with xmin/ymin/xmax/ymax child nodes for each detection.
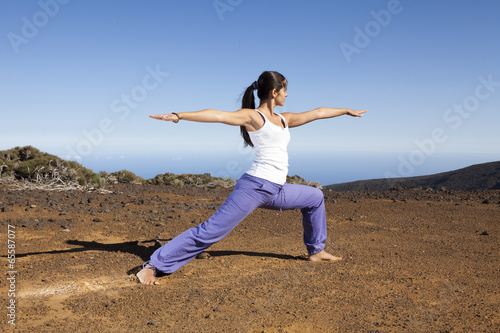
<box><xmin>13</xmin><ymin>239</ymin><xmax>306</xmax><ymax>276</ymax></box>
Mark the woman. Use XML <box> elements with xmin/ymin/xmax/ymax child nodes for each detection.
<box><xmin>138</xmin><ymin>71</ymin><xmax>366</xmax><ymax>285</ymax></box>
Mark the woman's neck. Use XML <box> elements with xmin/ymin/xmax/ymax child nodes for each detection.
<box><xmin>257</xmin><ymin>99</ymin><xmax>277</xmax><ymax>116</ymax></box>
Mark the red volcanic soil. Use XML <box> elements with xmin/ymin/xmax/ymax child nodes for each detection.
<box><xmin>1</xmin><ymin>184</ymin><xmax>499</xmax><ymax>332</ymax></box>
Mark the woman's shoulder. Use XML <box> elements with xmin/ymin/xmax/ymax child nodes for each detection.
<box><xmin>279</xmin><ymin>112</ymin><xmax>293</xmax><ymax>123</ymax></box>
<box><xmin>236</xmin><ymin>108</ymin><xmax>258</xmax><ymax>115</ymax></box>
<box><xmin>239</xmin><ymin>108</ymin><xmax>266</xmax><ymax>131</ymax></box>
<box><xmin>238</xmin><ymin>108</ymin><xmax>264</xmax><ymax>120</ymax></box>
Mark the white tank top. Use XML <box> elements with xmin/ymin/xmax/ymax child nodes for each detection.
<box><xmin>246</xmin><ymin>110</ymin><xmax>291</xmax><ymax>185</ymax></box>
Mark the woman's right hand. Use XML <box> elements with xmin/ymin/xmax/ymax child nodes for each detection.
<box><xmin>149</xmin><ymin>114</ymin><xmax>179</xmax><ymax>122</ymax></box>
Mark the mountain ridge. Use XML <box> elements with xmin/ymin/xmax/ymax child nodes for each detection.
<box><xmin>324</xmin><ymin>161</ymin><xmax>500</xmax><ymax>191</ymax></box>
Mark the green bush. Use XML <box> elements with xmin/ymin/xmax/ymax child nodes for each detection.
<box><xmin>287</xmin><ymin>174</ymin><xmax>322</xmax><ymax>189</ymax></box>
<box><xmin>91</xmin><ymin>174</ymin><xmax>100</xmax><ymax>184</ymax></box>
<box><xmin>110</xmin><ymin>170</ymin><xmax>145</xmax><ymax>184</ymax></box>
<box><xmin>147</xmin><ymin>172</ymin><xmax>235</xmax><ymax>188</ymax></box>
<box><xmin>0</xmin><ymin>146</ymin><xmax>98</xmax><ymax>184</ymax></box>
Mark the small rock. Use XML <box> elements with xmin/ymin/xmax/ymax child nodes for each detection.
<box><xmin>147</xmin><ymin>321</ymin><xmax>157</xmax><ymax>326</ymax></box>
<box><xmin>93</xmin><ymin>218</ymin><xmax>104</xmax><ymax>222</ymax></box>
<box><xmin>155</xmin><ymin>240</ymin><xmax>167</xmax><ymax>247</ymax></box>
<box><xmin>196</xmin><ymin>252</ymin><xmax>210</xmax><ymax>259</ymax></box>
<box><xmin>480</xmin><ymin>231</ymin><xmax>489</xmax><ymax>236</ymax></box>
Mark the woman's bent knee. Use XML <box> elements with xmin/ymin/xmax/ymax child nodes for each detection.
<box><xmin>311</xmin><ymin>187</ymin><xmax>324</xmax><ymax>204</ymax></box>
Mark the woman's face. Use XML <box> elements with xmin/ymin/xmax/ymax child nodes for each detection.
<box><xmin>275</xmin><ymin>83</ymin><xmax>288</xmax><ymax>106</ymax></box>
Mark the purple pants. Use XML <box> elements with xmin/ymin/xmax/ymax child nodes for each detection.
<box><xmin>149</xmin><ymin>173</ymin><xmax>327</xmax><ymax>274</ymax></box>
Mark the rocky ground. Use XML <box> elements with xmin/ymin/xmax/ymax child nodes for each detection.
<box><xmin>0</xmin><ymin>184</ymin><xmax>499</xmax><ymax>332</ymax></box>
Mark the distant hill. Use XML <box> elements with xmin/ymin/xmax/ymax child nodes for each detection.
<box><xmin>0</xmin><ymin>146</ymin><xmax>97</xmax><ymax>185</ymax></box>
<box><xmin>0</xmin><ymin>146</ymin><xmax>232</xmax><ymax>188</ymax></box>
<box><xmin>324</xmin><ymin>161</ymin><xmax>500</xmax><ymax>191</ymax></box>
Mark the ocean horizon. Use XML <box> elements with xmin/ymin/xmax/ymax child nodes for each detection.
<box><xmin>63</xmin><ymin>151</ymin><xmax>499</xmax><ymax>186</ymax></box>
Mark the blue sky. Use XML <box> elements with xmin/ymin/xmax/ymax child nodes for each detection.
<box><xmin>1</xmin><ymin>0</ymin><xmax>499</xmax><ymax>184</ymax></box>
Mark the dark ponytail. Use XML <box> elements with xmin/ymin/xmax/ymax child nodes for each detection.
<box><xmin>240</xmin><ymin>71</ymin><xmax>287</xmax><ymax>147</ymax></box>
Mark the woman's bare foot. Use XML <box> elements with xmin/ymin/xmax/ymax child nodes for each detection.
<box><xmin>308</xmin><ymin>250</ymin><xmax>342</xmax><ymax>262</ymax></box>
<box><xmin>136</xmin><ymin>266</ymin><xmax>159</xmax><ymax>285</ymax></box>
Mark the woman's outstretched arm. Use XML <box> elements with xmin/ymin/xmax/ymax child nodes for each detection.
<box><xmin>282</xmin><ymin>108</ymin><xmax>366</xmax><ymax>128</ymax></box>
<box><xmin>150</xmin><ymin>109</ymin><xmax>259</xmax><ymax>128</ymax></box>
